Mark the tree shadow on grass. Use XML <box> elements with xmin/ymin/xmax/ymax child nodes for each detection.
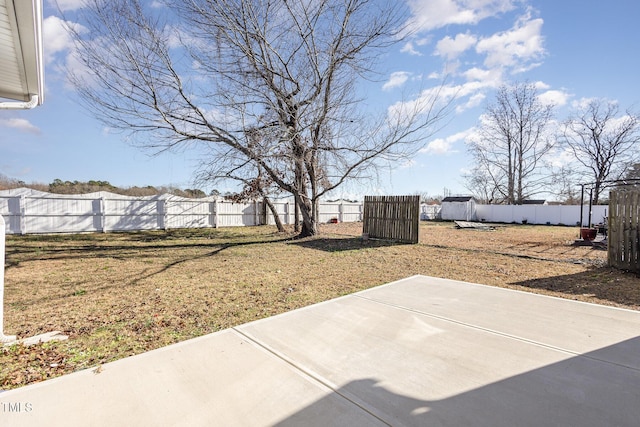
<box><xmin>290</xmin><ymin>237</ymin><xmax>405</xmax><ymax>253</ymax></box>
<box><xmin>5</xmin><ymin>233</ymin><xmax>294</xmax><ymax>265</ymax></box>
<box><xmin>5</xmin><ymin>236</ymin><xmax>295</xmax><ymax>306</ymax></box>
<box><xmin>511</xmin><ymin>266</ymin><xmax>640</xmax><ymax>309</ymax></box>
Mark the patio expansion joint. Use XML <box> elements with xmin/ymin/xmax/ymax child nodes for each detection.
<box><xmin>231</xmin><ymin>327</ymin><xmax>393</xmax><ymax>427</ymax></box>
<box><xmin>354</xmin><ymin>294</ymin><xmax>640</xmax><ymax>374</ymax></box>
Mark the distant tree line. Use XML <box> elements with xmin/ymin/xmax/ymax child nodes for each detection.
<box><xmin>0</xmin><ymin>175</ymin><xmax>208</xmax><ymax>198</ymax></box>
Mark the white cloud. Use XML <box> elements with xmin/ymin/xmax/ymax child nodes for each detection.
<box><xmin>0</xmin><ymin>118</ymin><xmax>41</xmax><ymax>134</ymax></box>
<box><xmin>398</xmin><ymin>5</ymin><xmax>547</xmax><ymax>118</ymax></box>
<box><xmin>63</xmin><ymin>46</ymin><xmax>97</xmax><ymax>89</ymax></box>
<box><xmin>547</xmin><ymin>146</ymin><xmax>577</xmax><ymax>168</ymax></box>
<box><xmin>605</xmin><ymin>115</ymin><xmax>635</xmax><ymax>133</ymax></box>
<box><xmin>475</xmin><ymin>13</ymin><xmax>545</xmax><ymax>72</ymax></box>
<box><xmin>401</xmin><ymin>37</ymin><xmax>431</xmax><ymax>56</ymax></box>
<box><xmin>383</xmin><ymin>72</ymin><xmax>412</xmax><ymax>91</ymax></box>
<box><xmin>401</xmin><ymin>159</ymin><xmax>418</xmax><ymax>168</ymax></box>
<box><xmin>43</xmin><ymin>16</ymin><xmax>87</xmax><ymax>65</ymax></box>
<box><xmin>420</xmin><ymin>129</ymin><xmax>473</xmax><ymax>155</ymax></box>
<box><xmin>457</xmin><ymin>92</ymin><xmax>486</xmax><ymax>112</ymax></box>
<box><xmin>404</xmin><ymin>0</ymin><xmax>516</xmax><ymax>32</ymax></box>
<box><xmin>388</xmin><ymin>77</ymin><xmax>498</xmax><ymax>123</ymax></box>
<box><xmin>401</xmin><ymin>42</ymin><xmax>422</xmax><ymax>56</ymax></box>
<box><xmin>49</xmin><ymin>0</ymin><xmax>85</xmax><ymax>12</ymax></box>
<box><xmin>43</xmin><ymin>16</ymin><xmax>72</xmax><ymax>63</ymax></box>
<box><xmin>166</xmin><ymin>25</ymin><xmax>209</xmax><ymax>50</ymax></box>
<box><xmin>421</xmin><ymin>138</ymin><xmax>452</xmax><ymax>155</ymax></box>
<box><xmin>534</xmin><ymin>81</ymin><xmax>550</xmax><ymax>90</ymax></box>
<box><xmin>570</xmin><ymin>97</ymin><xmax>599</xmax><ymax>110</ymax></box>
<box><xmin>462</xmin><ymin>67</ymin><xmax>502</xmax><ymax>86</ymax></box>
<box><xmin>387</xmin><ymin>84</ymin><xmax>458</xmax><ymax>121</ymax></box>
<box><xmin>435</xmin><ymin>32</ymin><xmax>478</xmax><ymax>60</ymax></box>
<box><xmin>538</xmin><ymin>89</ymin><xmax>569</xmax><ymax>107</ymax></box>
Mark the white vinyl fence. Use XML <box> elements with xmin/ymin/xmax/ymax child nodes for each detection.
<box><xmin>0</xmin><ymin>189</ymin><xmax>363</xmax><ymax>235</ymax></box>
<box><xmin>420</xmin><ymin>204</ymin><xmax>441</xmax><ymax>220</ymax></box>
<box><xmin>421</xmin><ymin>202</ymin><xmax>607</xmax><ymax>226</ymax></box>
<box><xmin>0</xmin><ymin>188</ymin><xmax>611</xmax><ymax>235</ymax></box>
<box><xmin>474</xmin><ymin>204</ymin><xmax>608</xmax><ymax>226</ymax></box>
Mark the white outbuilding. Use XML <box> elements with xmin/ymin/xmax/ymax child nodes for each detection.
<box><xmin>440</xmin><ymin>196</ymin><xmax>476</xmax><ymax>221</ymax></box>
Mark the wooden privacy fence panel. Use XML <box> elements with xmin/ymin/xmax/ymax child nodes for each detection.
<box><xmin>608</xmin><ymin>190</ymin><xmax>640</xmax><ymax>272</ymax></box>
<box><xmin>363</xmin><ymin>195</ymin><xmax>420</xmax><ymax>243</ymax></box>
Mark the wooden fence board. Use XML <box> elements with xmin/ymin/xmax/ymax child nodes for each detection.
<box><xmin>608</xmin><ymin>191</ymin><xmax>618</xmax><ymax>266</ymax></box>
<box><xmin>363</xmin><ymin>195</ymin><xmax>420</xmax><ymax>244</ymax></box>
<box><xmin>609</xmin><ymin>190</ymin><xmax>640</xmax><ymax>272</ymax></box>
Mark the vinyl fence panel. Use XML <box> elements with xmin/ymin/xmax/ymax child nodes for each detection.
<box><xmin>264</xmin><ymin>200</ymin><xmax>293</xmax><ymax>226</ymax></box>
<box><xmin>474</xmin><ymin>204</ymin><xmax>608</xmax><ymax>226</ymax></box>
<box><xmin>103</xmin><ymin>197</ymin><xmax>164</xmax><ymax>231</ymax></box>
<box><xmin>164</xmin><ymin>199</ymin><xmax>215</xmax><ymax>230</ymax></box>
<box><xmin>340</xmin><ymin>202</ymin><xmax>363</xmax><ymax>222</ymax></box>
<box><xmin>318</xmin><ymin>201</ymin><xmax>362</xmax><ymax>223</ymax></box>
<box><xmin>22</xmin><ymin>196</ymin><xmax>97</xmax><ymax>233</ymax></box>
<box><xmin>215</xmin><ymin>200</ymin><xmax>260</xmax><ymax>227</ymax></box>
<box><xmin>0</xmin><ymin>188</ymin><xmax>615</xmax><ymax>235</ymax></box>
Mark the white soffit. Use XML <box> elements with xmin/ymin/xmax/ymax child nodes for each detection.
<box><xmin>0</xmin><ymin>0</ymin><xmax>44</xmax><ymax>105</ymax></box>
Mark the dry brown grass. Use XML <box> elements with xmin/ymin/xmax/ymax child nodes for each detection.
<box><xmin>1</xmin><ymin>222</ymin><xmax>638</xmax><ymax>389</ymax></box>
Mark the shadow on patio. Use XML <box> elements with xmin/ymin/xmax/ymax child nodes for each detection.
<box><xmin>275</xmin><ymin>336</ymin><xmax>640</xmax><ymax>427</ymax></box>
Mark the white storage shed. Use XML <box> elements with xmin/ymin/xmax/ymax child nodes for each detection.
<box><xmin>440</xmin><ymin>196</ymin><xmax>476</xmax><ymax>221</ymax></box>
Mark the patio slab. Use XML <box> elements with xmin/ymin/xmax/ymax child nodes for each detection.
<box><xmin>1</xmin><ymin>275</ymin><xmax>639</xmax><ymax>426</ymax></box>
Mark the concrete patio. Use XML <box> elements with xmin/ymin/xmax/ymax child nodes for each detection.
<box><xmin>1</xmin><ymin>275</ymin><xmax>639</xmax><ymax>426</ymax></box>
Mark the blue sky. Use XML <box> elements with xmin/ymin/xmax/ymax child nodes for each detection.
<box><xmin>1</xmin><ymin>0</ymin><xmax>639</xmax><ymax>199</ymax></box>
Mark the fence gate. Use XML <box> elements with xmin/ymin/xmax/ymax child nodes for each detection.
<box><xmin>608</xmin><ymin>190</ymin><xmax>640</xmax><ymax>272</ymax></box>
<box><xmin>363</xmin><ymin>195</ymin><xmax>420</xmax><ymax>244</ymax></box>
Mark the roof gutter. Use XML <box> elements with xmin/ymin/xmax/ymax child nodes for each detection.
<box><xmin>0</xmin><ymin>94</ymin><xmax>39</xmax><ymax>110</ymax></box>
<box><xmin>0</xmin><ymin>0</ymin><xmax>44</xmax><ymax>107</ymax></box>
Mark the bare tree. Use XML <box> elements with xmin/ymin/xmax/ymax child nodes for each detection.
<box><xmin>548</xmin><ymin>165</ymin><xmax>581</xmax><ymax>204</ymax></box>
<box><xmin>624</xmin><ymin>163</ymin><xmax>640</xmax><ymax>182</ymax></box>
<box><xmin>467</xmin><ymin>81</ymin><xmax>555</xmax><ymax>204</ymax></box>
<box><xmin>561</xmin><ymin>99</ymin><xmax>640</xmax><ymax>204</ymax></box>
<box><xmin>462</xmin><ymin>166</ymin><xmax>501</xmax><ymax>204</ymax></box>
<box><xmin>66</xmin><ymin>0</ymin><xmax>448</xmax><ymax>237</ymax></box>
<box><xmin>197</xmin><ymin>152</ymin><xmax>287</xmax><ymax>232</ymax></box>
<box><xmin>0</xmin><ymin>173</ymin><xmax>23</xmax><ymax>191</ymax></box>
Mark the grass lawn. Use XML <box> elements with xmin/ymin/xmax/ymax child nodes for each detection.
<box><xmin>1</xmin><ymin>221</ymin><xmax>638</xmax><ymax>389</ymax></box>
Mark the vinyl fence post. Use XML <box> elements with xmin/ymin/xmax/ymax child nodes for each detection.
<box><xmin>254</xmin><ymin>200</ymin><xmax>258</xmax><ymax>226</ymax></box>
<box><xmin>19</xmin><ymin>195</ymin><xmax>26</xmax><ymax>235</ymax></box>
<box><xmin>287</xmin><ymin>201</ymin><xmax>291</xmax><ymax>224</ymax></box>
<box><xmin>213</xmin><ymin>199</ymin><xmax>219</xmax><ymax>228</ymax></box>
<box><xmin>157</xmin><ymin>199</ymin><xmax>167</xmax><ymax>230</ymax></box>
<box><xmin>100</xmin><ymin>197</ymin><xmax>106</xmax><ymax>233</ymax></box>
<box><xmin>164</xmin><ymin>200</ymin><xmax>169</xmax><ymax>231</ymax></box>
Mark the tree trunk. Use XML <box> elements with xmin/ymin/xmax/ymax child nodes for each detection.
<box><xmin>293</xmin><ymin>198</ymin><xmax>300</xmax><ymax>232</ymax></box>
<box><xmin>294</xmin><ymin>194</ymin><xmax>317</xmax><ymax>238</ymax></box>
<box><xmin>593</xmin><ymin>181</ymin><xmax>601</xmax><ymax>205</ymax></box>
<box><xmin>507</xmin><ymin>140</ymin><xmax>514</xmax><ymax>204</ymax></box>
<box><xmin>263</xmin><ymin>196</ymin><xmax>286</xmax><ymax>232</ymax></box>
